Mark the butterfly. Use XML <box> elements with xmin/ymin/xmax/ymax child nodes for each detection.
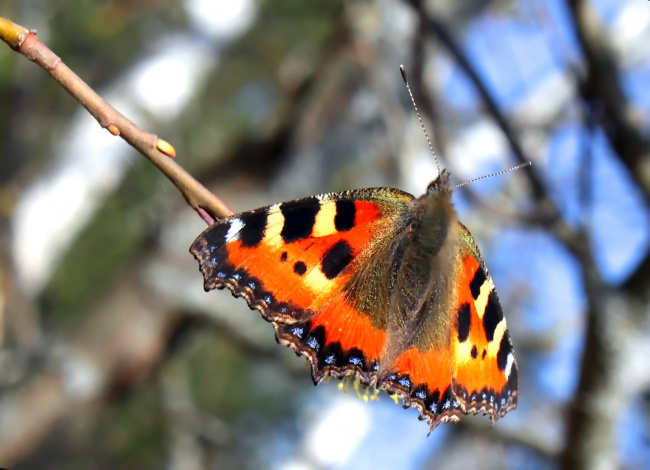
<box><xmin>190</xmin><ymin>167</ymin><xmax>519</xmax><ymax>432</ymax></box>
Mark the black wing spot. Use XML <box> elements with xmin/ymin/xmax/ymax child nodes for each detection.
<box><xmin>334</xmin><ymin>200</ymin><xmax>356</xmax><ymax>232</ymax></box>
<box><xmin>321</xmin><ymin>240</ymin><xmax>354</xmax><ymax>279</ymax></box>
<box><xmin>496</xmin><ymin>332</ymin><xmax>513</xmax><ymax>371</ymax></box>
<box><xmin>293</xmin><ymin>261</ymin><xmax>307</xmax><ymax>276</ymax></box>
<box><xmin>482</xmin><ymin>349</ymin><xmax>487</xmax><ymax>360</ymax></box>
<box><xmin>482</xmin><ymin>291</ymin><xmax>503</xmax><ymax>342</ymax></box>
<box><xmin>280</xmin><ymin>252</ymin><xmax>288</xmax><ymax>262</ymax></box>
<box><xmin>456</xmin><ymin>303</ymin><xmax>471</xmax><ymax>343</ymax></box>
<box><xmin>239</xmin><ymin>210</ymin><xmax>268</xmax><ymax>247</ymax></box>
<box><xmin>470</xmin><ymin>266</ymin><xmax>487</xmax><ymax>300</ymax></box>
<box><xmin>280</xmin><ymin>198</ymin><xmax>320</xmax><ymax>243</ymax></box>
<box><xmin>471</xmin><ymin>345</ymin><xmax>478</xmax><ymax>359</ymax></box>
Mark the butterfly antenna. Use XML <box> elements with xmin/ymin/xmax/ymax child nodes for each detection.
<box><xmin>400</xmin><ymin>65</ymin><xmax>440</xmax><ymax>176</ymax></box>
<box><xmin>453</xmin><ymin>162</ymin><xmax>532</xmax><ymax>189</ymax></box>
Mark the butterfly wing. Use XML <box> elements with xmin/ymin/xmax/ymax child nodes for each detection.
<box><xmin>372</xmin><ymin>222</ymin><xmax>518</xmax><ymax>432</ymax></box>
<box><xmin>191</xmin><ymin>188</ymin><xmax>414</xmax><ymax>384</ymax></box>
<box><xmin>451</xmin><ymin>223</ymin><xmax>518</xmax><ymax>421</ymax></box>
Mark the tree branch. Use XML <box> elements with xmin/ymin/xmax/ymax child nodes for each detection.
<box><xmin>566</xmin><ymin>0</ymin><xmax>650</xmax><ymax>206</ymax></box>
<box><xmin>0</xmin><ymin>17</ymin><xmax>232</xmax><ymax>224</ymax></box>
<box><xmin>565</xmin><ymin>0</ymin><xmax>650</xmax><ymax>301</ymax></box>
<box><xmin>405</xmin><ymin>0</ymin><xmax>548</xmax><ymax>203</ymax></box>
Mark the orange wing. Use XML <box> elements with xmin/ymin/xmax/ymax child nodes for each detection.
<box><xmin>373</xmin><ymin>224</ymin><xmax>518</xmax><ymax>433</ymax></box>
<box><xmin>190</xmin><ymin>188</ymin><xmax>413</xmax><ymax>384</ymax></box>
<box><xmin>451</xmin><ymin>230</ymin><xmax>518</xmax><ymax>422</ymax></box>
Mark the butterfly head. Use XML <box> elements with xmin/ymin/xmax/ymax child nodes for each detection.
<box><xmin>406</xmin><ymin>168</ymin><xmax>457</xmax><ymax>255</ymax></box>
<box><xmin>415</xmin><ymin>169</ymin><xmax>454</xmax><ymax>216</ymax></box>
<box><xmin>426</xmin><ymin>169</ymin><xmax>452</xmax><ymax>197</ymax></box>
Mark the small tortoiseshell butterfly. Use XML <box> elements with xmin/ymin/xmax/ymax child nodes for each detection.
<box><xmin>190</xmin><ymin>69</ymin><xmax>518</xmax><ymax>433</ymax></box>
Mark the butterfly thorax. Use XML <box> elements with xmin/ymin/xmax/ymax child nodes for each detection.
<box><xmin>409</xmin><ymin>169</ymin><xmax>456</xmax><ymax>258</ymax></box>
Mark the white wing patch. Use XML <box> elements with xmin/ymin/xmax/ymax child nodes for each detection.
<box><xmin>226</xmin><ymin>217</ymin><xmax>244</xmax><ymax>242</ymax></box>
<box><xmin>505</xmin><ymin>353</ymin><xmax>515</xmax><ymax>378</ymax></box>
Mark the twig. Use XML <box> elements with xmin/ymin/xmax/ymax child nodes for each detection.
<box><xmin>0</xmin><ymin>17</ymin><xmax>232</xmax><ymax>224</ymax></box>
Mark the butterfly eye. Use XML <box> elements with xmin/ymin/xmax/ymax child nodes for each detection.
<box><xmin>427</xmin><ymin>182</ymin><xmax>438</xmax><ymax>195</ymax></box>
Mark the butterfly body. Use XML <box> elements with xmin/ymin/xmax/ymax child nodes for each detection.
<box><xmin>191</xmin><ymin>169</ymin><xmax>518</xmax><ymax>432</ymax></box>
